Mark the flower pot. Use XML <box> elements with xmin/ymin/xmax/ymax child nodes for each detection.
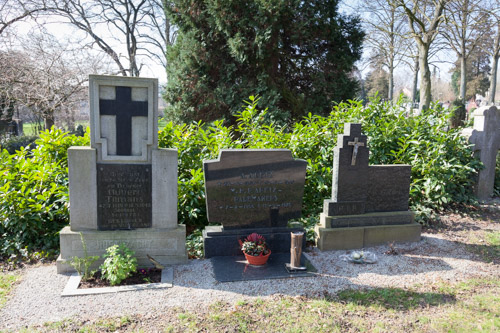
<box><xmin>244</xmin><ymin>250</ymin><xmax>271</xmax><ymax>266</ymax></box>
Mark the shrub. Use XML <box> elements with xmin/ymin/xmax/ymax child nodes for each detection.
<box><xmin>0</xmin><ymin>135</ymin><xmax>39</xmax><ymax>154</ymax></box>
<box><xmin>0</xmin><ymin>128</ymin><xmax>89</xmax><ymax>258</ymax></box>
<box><xmin>100</xmin><ymin>244</ymin><xmax>138</xmax><ymax>286</ymax></box>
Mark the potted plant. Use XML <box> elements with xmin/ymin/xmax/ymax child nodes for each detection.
<box><xmin>240</xmin><ymin>233</ymin><xmax>271</xmax><ymax>265</ymax></box>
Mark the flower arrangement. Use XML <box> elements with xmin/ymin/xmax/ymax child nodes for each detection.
<box><xmin>240</xmin><ymin>233</ymin><xmax>270</xmax><ymax>257</ymax></box>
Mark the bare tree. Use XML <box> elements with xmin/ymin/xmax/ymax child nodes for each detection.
<box><xmin>359</xmin><ymin>0</ymin><xmax>408</xmax><ymax>102</ymax></box>
<box><xmin>486</xmin><ymin>1</ymin><xmax>500</xmax><ymax>103</ymax></box>
<box><xmin>0</xmin><ymin>0</ymin><xmax>53</xmax><ymax>36</ymax></box>
<box><xmin>0</xmin><ymin>32</ymin><xmax>110</xmax><ymax>130</ymax></box>
<box><xmin>397</xmin><ymin>0</ymin><xmax>450</xmax><ymax>110</ymax></box>
<box><xmin>50</xmin><ymin>0</ymin><xmax>174</xmax><ymax>76</ymax></box>
<box><xmin>441</xmin><ymin>0</ymin><xmax>490</xmax><ymax>101</ymax></box>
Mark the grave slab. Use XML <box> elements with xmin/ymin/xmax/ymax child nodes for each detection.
<box><xmin>211</xmin><ymin>253</ymin><xmax>316</xmax><ymax>282</ymax></box>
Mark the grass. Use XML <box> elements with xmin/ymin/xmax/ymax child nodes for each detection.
<box><xmin>468</xmin><ymin>230</ymin><xmax>500</xmax><ymax>264</ymax></box>
<box><xmin>19</xmin><ymin>277</ymin><xmax>498</xmax><ymax>332</ymax></box>
<box><xmin>0</xmin><ymin>272</ymin><xmax>20</xmax><ymax>308</ymax></box>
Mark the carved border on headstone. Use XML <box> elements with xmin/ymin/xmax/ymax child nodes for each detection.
<box><xmin>89</xmin><ymin>75</ymin><xmax>158</xmax><ymax>163</ymax></box>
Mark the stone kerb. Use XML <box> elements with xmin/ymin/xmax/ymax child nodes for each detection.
<box><xmin>462</xmin><ymin>106</ymin><xmax>500</xmax><ymax>201</ymax></box>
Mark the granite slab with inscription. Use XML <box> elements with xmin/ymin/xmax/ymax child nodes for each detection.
<box><xmin>204</xmin><ymin>149</ymin><xmax>307</xmax><ymax>229</ymax></box>
<box><xmin>97</xmin><ymin>163</ymin><xmax>152</xmax><ymax>230</ymax></box>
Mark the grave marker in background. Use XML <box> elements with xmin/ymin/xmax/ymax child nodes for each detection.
<box><xmin>462</xmin><ymin>106</ymin><xmax>500</xmax><ymax>201</ymax></box>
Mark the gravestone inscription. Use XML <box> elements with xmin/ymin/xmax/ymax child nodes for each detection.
<box><xmin>204</xmin><ymin>149</ymin><xmax>307</xmax><ymax>229</ymax></box>
<box><xmin>97</xmin><ymin>164</ymin><xmax>152</xmax><ymax>229</ymax></box>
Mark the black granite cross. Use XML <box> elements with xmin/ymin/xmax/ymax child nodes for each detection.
<box><xmin>99</xmin><ymin>86</ymin><xmax>148</xmax><ymax>156</ymax></box>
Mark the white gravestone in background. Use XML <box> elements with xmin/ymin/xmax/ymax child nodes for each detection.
<box><xmin>463</xmin><ymin>106</ymin><xmax>500</xmax><ymax>201</ymax></box>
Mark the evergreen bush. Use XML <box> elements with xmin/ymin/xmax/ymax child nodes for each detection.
<box><xmin>0</xmin><ymin>99</ymin><xmax>482</xmax><ymax>259</ymax></box>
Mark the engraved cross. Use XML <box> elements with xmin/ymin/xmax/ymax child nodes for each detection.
<box><xmin>347</xmin><ymin>137</ymin><xmax>364</xmax><ymax>165</ymax></box>
<box><xmin>100</xmin><ymin>86</ymin><xmax>148</xmax><ymax>156</ymax></box>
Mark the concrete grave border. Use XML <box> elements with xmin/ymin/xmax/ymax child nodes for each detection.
<box><xmin>61</xmin><ymin>267</ymin><xmax>173</xmax><ymax>297</ymax></box>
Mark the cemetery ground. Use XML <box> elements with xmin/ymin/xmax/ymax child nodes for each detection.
<box><xmin>0</xmin><ymin>200</ymin><xmax>498</xmax><ymax>332</ymax></box>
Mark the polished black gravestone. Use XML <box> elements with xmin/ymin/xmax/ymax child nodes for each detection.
<box><xmin>97</xmin><ymin>163</ymin><xmax>152</xmax><ymax>230</ymax></box>
<box><xmin>211</xmin><ymin>253</ymin><xmax>316</xmax><ymax>282</ymax></box>
<box><xmin>203</xmin><ymin>149</ymin><xmax>307</xmax><ymax>258</ymax></box>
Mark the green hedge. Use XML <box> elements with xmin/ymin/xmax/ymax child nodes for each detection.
<box><xmin>0</xmin><ymin>98</ymin><xmax>481</xmax><ymax>258</ymax></box>
<box><xmin>0</xmin><ymin>129</ymin><xmax>89</xmax><ymax>258</ymax></box>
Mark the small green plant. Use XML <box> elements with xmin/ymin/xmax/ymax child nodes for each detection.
<box><xmin>69</xmin><ymin>233</ymin><xmax>99</xmax><ymax>280</ymax></box>
<box><xmin>100</xmin><ymin>244</ymin><xmax>138</xmax><ymax>286</ymax></box>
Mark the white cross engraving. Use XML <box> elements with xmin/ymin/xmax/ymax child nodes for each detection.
<box><xmin>347</xmin><ymin>137</ymin><xmax>365</xmax><ymax>166</ymax></box>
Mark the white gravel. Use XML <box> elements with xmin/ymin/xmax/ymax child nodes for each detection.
<box><xmin>1</xmin><ymin>231</ymin><xmax>498</xmax><ymax>331</ymax></box>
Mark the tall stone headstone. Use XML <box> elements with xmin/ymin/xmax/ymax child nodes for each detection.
<box><xmin>316</xmin><ymin>123</ymin><xmax>421</xmax><ymax>250</ymax></box>
<box><xmin>57</xmin><ymin>75</ymin><xmax>187</xmax><ymax>273</ymax></box>
<box><xmin>462</xmin><ymin>106</ymin><xmax>500</xmax><ymax>201</ymax></box>
<box><xmin>202</xmin><ymin>149</ymin><xmax>307</xmax><ymax>257</ymax></box>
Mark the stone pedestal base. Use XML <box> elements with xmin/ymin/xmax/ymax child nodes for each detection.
<box><xmin>203</xmin><ymin>226</ymin><xmax>306</xmax><ymax>258</ymax></box>
<box><xmin>57</xmin><ymin>226</ymin><xmax>187</xmax><ymax>273</ymax></box>
<box><xmin>315</xmin><ymin>222</ymin><xmax>421</xmax><ymax>251</ymax></box>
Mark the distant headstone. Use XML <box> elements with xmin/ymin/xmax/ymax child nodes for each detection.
<box><xmin>462</xmin><ymin>106</ymin><xmax>500</xmax><ymax>201</ymax></box>
<box><xmin>202</xmin><ymin>149</ymin><xmax>307</xmax><ymax>257</ymax></box>
<box><xmin>57</xmin><ymin>75</ymin><xmax>187</xmax><ymax>273</ymax></box>
<box><xmin>316</xmin><ymin>123</ymin><xmax>421</xmax><ymax>250</ymax></box>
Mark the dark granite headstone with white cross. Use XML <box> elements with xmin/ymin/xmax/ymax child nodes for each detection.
<box><xmin>57</xmin><ymin>75</ymin><xmax>187</xmax><ymax>273</ymax></box>
<box><xmin>316</xmin><ymin>123</ymin><xmax>421</xmax><ymax>251</ymax></box>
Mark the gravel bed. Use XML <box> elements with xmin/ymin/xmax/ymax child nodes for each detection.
<box><xmin>1</xmin><ymin>230</ymin><xmax>498</xmax><ymax>331</ymax></box>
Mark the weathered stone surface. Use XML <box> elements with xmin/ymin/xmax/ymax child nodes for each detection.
<box><xmin>96</xmin><ymin>163</ymin><xmax>152</xmax><ymax>230</ymax></box>
<box><xmin>68</xmin><ymin>147</ymin><xmax>97</xmax><ymax>231</ymax></box>
<box><xmin>152</xmin><ymin>148</ymin><xmax>178</xmax><ymax>229</ymax></box>
<box><xmin>59</xmin><ymin>75</ymin><xmax>187</xmax><ymax>273</ymax></box>
<box><xmin>323</xmin><ymin>211</ymin><xmax>414</xmax><ymax>228</ymax></box>
<box><xmin>89</xmin><ymin>75</ymin><xmax>157</xmax><ymax>163</ymax></box>
<box><xmin>462</xmin><ymin>106</ymin><xmax>500</xmax><ymax>201</ymax></box>
<box><xmin>204</xmin><ymin>149</ymin><xmax>307</xmax><ymax>229</ymax></box>
<box><xmin>315</xmin><ymin>223</ymin><xmax>421</xmax><ymax>251</ymax></box>
<box><xmin>57</xmin><ymin>226</ymin><xmax>187</xmax><ymax>273</ymax></box>
<box><xmin>323</xmin><ymin>200</ymin><xmax>366</xmax><ymax>216</ymax></box>
<box><xmin>331</xmin><ymin>124</ymin><xmax>369</xmax><ymax>203</ymax></box>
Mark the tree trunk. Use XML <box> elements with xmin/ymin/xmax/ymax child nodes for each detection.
<box><xmin>44</xmin><ymin>115</ymin><xmax>55</xmax><ymax>131</ymax></box>
<box><xmin>388</xmin><ymin>56</ymin><xmax>394</xmax><ymax>102</ymax></box>
<box><xmin>489</xmin><ymin>55</ymin><xmax>498</xmax><ymax>104</ymax></box>
<box><xmin>412</xmin><ymin>56</ymin><xmax>419</xmax><ymax>105</ymax></box>
<box><xmin>460</xmin><ymin>56</ymin><xmax>467</xmax><ymax>101</ymax></box>
<box><xmin>419</xmin><ymin>45</ymin><xmax>431</xmax><ymax>111</ymax></box>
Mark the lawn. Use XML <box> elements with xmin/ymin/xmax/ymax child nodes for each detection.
<box><xmin>4</xmin><ymin>277</ymin><xmax>496</xmax><ymax>332</ymax></box>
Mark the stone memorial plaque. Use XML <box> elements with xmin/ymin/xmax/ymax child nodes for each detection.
<box><xmin>97</xmin><ymin>163</ymin><xmax>152</xmax><ymax>230</ymax></box>
<box><xmin>204</xmin><ymin>150</ymin><xmax>307</xmax><ymax>229</ymax></box>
